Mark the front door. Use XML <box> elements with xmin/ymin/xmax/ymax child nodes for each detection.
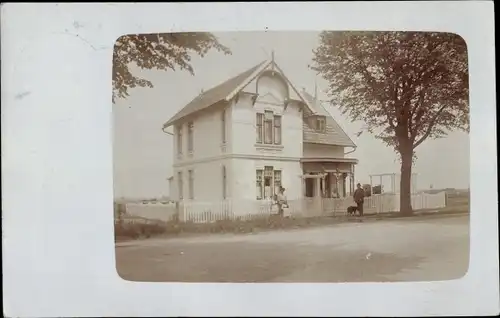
<box><xmin>305</xmin><ymin>178</ymin><xmax>314</xmax><ymax>197</ymax></box>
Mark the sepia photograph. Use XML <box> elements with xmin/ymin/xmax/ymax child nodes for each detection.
<box><xmin>3</xmin><ymin>2</ymin><xmax>498</xmax><ymax>317</ymax></box>
<box><xmin>113</xmin><ymin>31</ymin><xmax>470</xmax><ymax>283</ymax></box>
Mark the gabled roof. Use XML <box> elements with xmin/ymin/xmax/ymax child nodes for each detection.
<box><xmin>301</xmin><ymin>90</ymin><xmax>356</xmax><ymax>148</ymax></box>
<box><xmin>162</xmin><ymin>58</ymin><xmax>356</xmax><ymax>148</ymax></box>
<box><xmin>163</xmin><ymin>59</ymin><xmax>315</xmax><ymax>128</ymax></box>
<box><xmin>163</xmin><ymin>61</ymin><xmax>267</xmax><ymax>128</ymax></box>
<box><xmin>163</xmin><ymin>61</ymin><xmax>266</xmax><ymax>128</ymax></box>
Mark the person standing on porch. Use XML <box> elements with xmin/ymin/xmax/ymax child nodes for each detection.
<box><xmin>353</xmin><ymin>183</ymin><xmax>365</xmax><ymax>216</ymax></box>
<box><xmin>276</xmin><ymin>186</ymin><xmax>288</xmax><ymax>217</ymax></box>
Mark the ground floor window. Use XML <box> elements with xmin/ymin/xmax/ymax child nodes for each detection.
<box><xmin>177</xmin><ymin>171</ymin><xmax>183</xmax><ymax>200</ymax></box>
<box><xmin>188</xmin><ymin>170</ymin><xmax>194</xmax><ymax>199</ymax></box>
<box><xmin>256</xmin><ymin>166</ymin><xmax>282</xmax><ymax>200</ymax></box>
<box><xmin>222</xmin><ymin>165</ymin><xmax>227</xmax><ymax>199</ymax></box>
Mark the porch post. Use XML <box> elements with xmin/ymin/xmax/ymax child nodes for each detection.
<box><xmin>342</xmin><ymin>173</ymin><xmax>347</xmax><ymax>197</ymax></box>
<box><xmin>334</xmin><ymin>172</ymin><xmax>342</xmax><ymax>198</ymax></box>
<box><xmin>315</xmin><ymin>177</ymin><xmax>321</xmax><ymax>198</ymax></box>
<box><xmin>349</xmin><ymin>173</ymin><xmax>355</xmax><ymax>196</ymax></box>
<box><xmin>351</xmin><ymin>165</ymin><xmax>355</xmax><ymax>195</ymax></box>
<box><xmin>320</xmin><ymin>176</ymin><xmax>325</xmax><ymax>197</ymax></box>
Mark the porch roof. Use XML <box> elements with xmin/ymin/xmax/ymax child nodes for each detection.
<box><xmin>300</xmin><ymin>157</ymin><xmax>359</xmax><ymax>164</ymax></box>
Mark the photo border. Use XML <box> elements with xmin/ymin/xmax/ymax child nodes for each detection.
<box><xmin>2</xmin><ymin>2</ymin><xmax>498</xmax><ymax>316</ymax></box>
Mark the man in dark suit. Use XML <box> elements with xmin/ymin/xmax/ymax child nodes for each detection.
<box><xmin>353</xmin><ymin>183</ymin><xmax>365</xmax><ymax>216</ymax></box>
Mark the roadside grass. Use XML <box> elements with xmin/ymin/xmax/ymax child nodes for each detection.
<box><xmin>114</xmin><ymin>214</ymin><xmax>356</xmax><ymax>242</ymax></box>
<box><xmin>115</xmin><ymin>193</ymin><xmax>470</xmax><ymax>242</ymax></box>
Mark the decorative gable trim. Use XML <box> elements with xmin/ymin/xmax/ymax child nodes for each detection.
<box><xmin>256</xmin><ymin>92</ymin><xmax>284</xmax><ymax>106</ymax></box>
<box><xmin>225</xmin><ymin>60</ymin><xmax>315</xmax><ymax>114</ymax></box>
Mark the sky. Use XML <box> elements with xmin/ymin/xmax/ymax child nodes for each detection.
<box><xmin>113</xmin><ymin>31</ymin><xmax>470</xmax><ymax>199</ymax></box>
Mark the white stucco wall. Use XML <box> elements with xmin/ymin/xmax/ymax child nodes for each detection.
<box><xmin>174</xmin><ymin>158</ymin><xmax>232</xmax><ymax>202</ymax></box>
<box><xmin>303</xmin><ymin>143</ymin><xmax>345</xmax><ymax>158</ymax></box>
<box><xmin>173</xmin><ymin>102</ymin><xmax>231</xmax><ymax>166</ymax></box>
<box><xmin>171</xmin><ymin>100</ymin><xmax>233</xmax><ymax>201</ymax></box>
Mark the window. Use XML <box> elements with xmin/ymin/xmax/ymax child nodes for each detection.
<box><xmin>264</xmin><ymin>111</ymin><xmax>273</xmax><ymax>144</ymax></box>
<box><xmin>178</xmin><ymin>171</ymin><xmax>183</xmax><ymax>200</ymax></box>
<box><xmin>255</xmin><ymin>167</ymin><xmax>282</xmax><ymax>200</ymax></box>
<box><xmin>187</xmin><ymin>122</ymin><xmax>194</xmax><ymax>153</ymax></box>
<box><xmin>222</xmin><ymin>165</ymin><xmax>227</xmax><ymax>199</ymax></box>
<box><xmin>256</xmin><ymin>113</ymin><xmax>263</xmax><ymax>143</ymax></box>
<box><xmin>256</xmin><ymin>170</ymin><xmax>263</xmax><ymax>200</ymax></box>
<box><xmin>188</xmin><ymin>170</ymin><xmax>194</xmax><ymax>199</ymax></box>
<box><xmin>177</xmin><ymin>125</ymin><xmax>183</xmax><ymax>155</ymax></box>
<box><xmin>315</xmin><ymin>116</ymin><xmax>326</xmax><ymax>132</ymax></box>
<box><xmin>256</xmin><ymin>111</ymin><xmax>282</xmax><ymax>145</ymax></box>
<box><xmin>256</xmin><ymin>167</ymin><xmax>283</xmax><ymax>200</ymax></box>
<box><xmin>221</xmin><ymin>109</ymin><xmax>226</xmax><ymax>144</ymax></box>
<box><xmin>273</xmin><ymin>115</ymin><xmax>282</xmax><ymax>145</ymax></box>
<box><xmin>273</xmin><ymin>170</ymin><xmax>282</xmax><ymax>196</ymax></box>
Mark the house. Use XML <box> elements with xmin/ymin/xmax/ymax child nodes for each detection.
<box><xmin>163</xmin><ymin>57</ymin><xmax>358</xmax><ymax>209</ymax></box>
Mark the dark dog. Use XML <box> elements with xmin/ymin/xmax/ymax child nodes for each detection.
<box><xmin>347</xmin><ymin>205</ymin><xmax>359</xmax><ymax>215</ymax></box>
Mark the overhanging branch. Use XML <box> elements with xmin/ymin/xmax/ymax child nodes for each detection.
<box><xmin>412</xmin><ymin>104</ymin><xmax>448</xmax><ymax>149</ymax></box>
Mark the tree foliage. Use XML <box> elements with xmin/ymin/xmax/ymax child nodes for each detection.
<box><xmin>311</xmin><ymin>31</ymin><xmax>469</xmax><ymax>213</ymax></box>
<box><xmin>112</xmin><ymin>32</ymin><xmax>231</xmax><ymax>102</ymax></box>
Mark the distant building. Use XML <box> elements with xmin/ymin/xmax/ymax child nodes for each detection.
<box><xmin>163</xmin><ymin>58</ymin><xmax>358</xmax><ymax>204</ymax></box>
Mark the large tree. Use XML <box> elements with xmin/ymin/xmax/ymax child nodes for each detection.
<box><xmin>112</xmin><ymin>32</ymin><xmax>231</xmax><ymax>102</ymax></box>
<box><xmin>311</xmin><ymin>31</ymin><xmax>469</xmax><ymax>214</ymax></box>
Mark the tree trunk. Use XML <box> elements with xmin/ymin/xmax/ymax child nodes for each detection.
<box><xmin>399</xmin><ymin>149</ymin><xmax>414</xmax><ymax>215</ymax></box>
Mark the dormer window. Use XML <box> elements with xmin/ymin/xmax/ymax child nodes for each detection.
<box><xmin>313</xmin><ymin>116</ymin><xmax>326</xmax><ymax>133</ymax></box>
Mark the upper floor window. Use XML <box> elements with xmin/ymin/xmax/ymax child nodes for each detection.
<box><xmin>273</xmin><ymin>115</ymin><xmax>282</xmax><ymax>145</ymax></box>
<box><xmin>264</xmin><ymin>111</ymin><xmax>273</xmax><ymax>144</ymax></box>
<box><xmin>315</xmin><ymin>116</ymin><xmax>326</xmax><ymax>133</ymax></box>
<box><xmin>187</xmin><ymin>122</ymin><xmax>194</xmax><ymax>153</ymax></box>
<box><xmin>221</xmin><ymin>109</ymin><xmax>226</xmax><ymax>144</ymax></box>
<box><xmin>256</xmin><ymin>111</ymin><xmax>282</xmax><ymax>145</ymax></box>
<box><xmin>256</xmin><ymin>113</ymin><xmax>264</xmax><ymax>143</ymax></box>
<box><xmin>177</xmin><ymin>125</ymin><xmax>183</xmax><ymax>155</ymax></box>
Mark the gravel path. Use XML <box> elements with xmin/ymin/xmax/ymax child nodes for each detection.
<box><xmin>115</xmin><ymin>215</ymin><xmax>469</xmax><ymax>282</ymax></box>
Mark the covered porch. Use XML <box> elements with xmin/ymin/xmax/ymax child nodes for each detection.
<box><xmin>300</xmin><ymin>158</ymin><xmax>358</xmax><ymax>198</ymax></box>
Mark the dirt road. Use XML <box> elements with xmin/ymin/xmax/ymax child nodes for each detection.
<box><xmin>115</xmin><ymin>214</ymin><xmax>469</xmax><ymax>282</ymax></box>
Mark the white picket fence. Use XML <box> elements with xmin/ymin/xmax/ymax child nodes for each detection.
<box><xmin>120</xmin><ymin>192</ymin><xmax>447</xmax><ymax>224</ymax></box>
